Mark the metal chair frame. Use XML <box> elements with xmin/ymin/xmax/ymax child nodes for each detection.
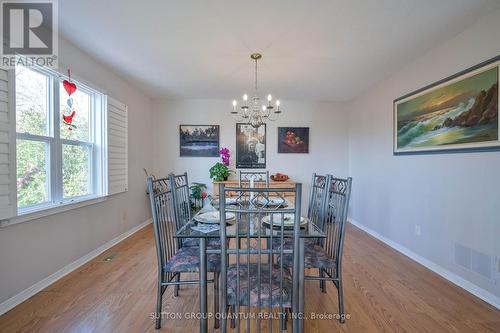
<box><xmin>147</xmin><ymin>176</ymin><xmax>219</xmax><ymax>330</ymax></box>
<box><xmin>168</xmin><ymin>172</ymin><xmax>192</xmax><ymax>248</ymax></box>
<box><xmin>238</xmin><ymin>170</ymin><xmax>270</xmax><ymax>187</ymax></box>
<box><xmin>218</xmin><ymin>183</ymin><xmax>302</xmax><ymax>333</ymax></box>
<box><xmin>304</xmin><ymin>176</ymin><xmax>352</xmax><ymax>323</ymax></box>
<box><xmin>307</xmin><ymin>173</ymin><xmax>330</xmax><ymax>235</ymax></box>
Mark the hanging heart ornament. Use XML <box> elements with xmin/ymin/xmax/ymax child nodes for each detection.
<box><xmin>63</xmin><ymin>80</ymin><xmax>77</xmax><ymax>96</ymax></box>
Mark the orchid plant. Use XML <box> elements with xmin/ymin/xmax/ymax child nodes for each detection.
<box><xmin>209</xmin><ymin>147</ymin><xmax>233</xmax><ymax>181</ymax></box>
<box><xmin>220</xmin><ymin>147</ymin><xmax>230</xmax><ymax>166</ymax></box>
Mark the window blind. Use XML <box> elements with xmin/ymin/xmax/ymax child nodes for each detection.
<box><xmin>107</xmin><ymin>96</ymin><xmax>128</xmax><ymax>195</ymax></box>
<box><xmin>0</xmin><ymin>69</ymin><xmax>16</xmax><ymax>219</ymax></box>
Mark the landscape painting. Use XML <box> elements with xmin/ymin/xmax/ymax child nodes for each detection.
<box><xmin>179</xmin><ymin>125</ymin><xmax>219</xmax><ymax>157</ymax></box>
<box><xmin>278</xmin><ymin>127</ymin><xmax>309</xmax><ymax>153</ymax></box>
<box><xmin>394</xmin><ymin>59</ymin><xmax>499</xmax><ymax>154</ymax></box>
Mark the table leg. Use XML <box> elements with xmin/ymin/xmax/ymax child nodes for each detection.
<box><xmin>298</xmin><ymin>238</ymin><xmax>305</xmax><ymax>332</ymax></box>
<box><xmin>292</xmin><ymin>237</ymin><xmax>305</xmax><ymax>333</ymax></box>
<box><xmin>199</xmin><ymin>238</ymin><xmax>207</xmax><ymax>333</ymax></box>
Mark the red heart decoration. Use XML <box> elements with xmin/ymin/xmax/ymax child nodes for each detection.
<box><xmin>63</xmin><ymin>80</ymin><xmax>77</xmax><ymax>96</ymax></box>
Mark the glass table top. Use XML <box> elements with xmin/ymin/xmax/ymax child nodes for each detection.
<box><xmin>175</xmin><ymin>210</ymin><xmax>326</xmax><ymax>239</ymax></box>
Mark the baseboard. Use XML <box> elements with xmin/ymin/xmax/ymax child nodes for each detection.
<box><xmin>348</xmin><ymin>218</ymin><xmax>500</xmax><ymax>310</ymax></box>
<box><xmin>0</xmin><ymin>218</ymin><xmax>152</xmax><ymax>316</ymax></box>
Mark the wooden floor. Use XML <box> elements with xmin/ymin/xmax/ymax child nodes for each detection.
<box><xmin>0</xmin><ymin>223</ymin><xmax>498</xmax><ymax>333</ymax></box>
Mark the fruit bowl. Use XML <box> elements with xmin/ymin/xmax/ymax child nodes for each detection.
<box><xmin>271</xmin><ymin>173</ymin><xmax>289</xmax><ymax>181</ymax></box>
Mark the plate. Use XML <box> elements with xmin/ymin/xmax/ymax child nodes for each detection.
<box><xmin>255</xmin><ymin>197</ymin><xmax>288</xmax><ymax>207</ymax></box>
<box><xmin>194</xmin><ymin>211</ymin><xmax>235</xmax><ymax>224</ymax></box>
<box><xmin>261</xmin><ymin>214</ymin><xmax>308</xmax><ymax>227</ymax></box>
<box><xmin>211</xmin><ymin>197</ymin><xmax>241</xmax><ymax>206</ymax></box>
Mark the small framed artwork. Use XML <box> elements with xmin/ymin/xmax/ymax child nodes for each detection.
<box><xmin>394</xmin><ymin>55</ymin><xmax>499</xmax><ymax>155</ymax></box>
<box><xmin>278</xmin><ymin>127</ymin><xmax>309</xmax><ymax>153</ymax></box>
<box><xmin>236</xmin><ymin>123</ymin><xmax>266</xmax><ymax>168</ymax></box>
<box><xmin>179</xmin><ymin>125</ymin><xmax>220</xmax><ymax>157</ymax></box>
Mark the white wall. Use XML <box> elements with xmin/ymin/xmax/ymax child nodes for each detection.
<box><xmin>348</xmin><ymin>9</ymin><xmax>500</xmax><ymax>300</ymax></box>
<box><xmin>0</xmin><ymin>37</ymin><xmax>154</xmax><ymax>304</ymax></box>
<box><xmin>152</xmin><ymin>99</ymin><xmax>349</xmax><ymax>211</ymax></box>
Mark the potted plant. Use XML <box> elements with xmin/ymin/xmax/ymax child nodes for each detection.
<box><xmin>209</xmin><ymin>147</ymin><xmax>233</xmax><ymax>181</ymax></box>
<box><xmin>190</xmin><ymin>182</ymin><xmax>207</xmax><ymax>211</ymax></box>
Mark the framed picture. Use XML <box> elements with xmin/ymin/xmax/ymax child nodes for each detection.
<box><xmin>236</xmin><ymin>123</ymin><xmax>266</xmax><ymax>168</ymax></box>
<box><xmin>394</xmin><ymin>56</ymin><xmax>499</xmax><ymax>155</ymax></box>
<box><xmin>278</xmin><ymin>127</ymin><xmax>309</xmax><ymax>153</ymax></box>
<box><xmin>179</xmin><ymin>125</ymin><xmax>220</xmax><ymax>157</ymax></box>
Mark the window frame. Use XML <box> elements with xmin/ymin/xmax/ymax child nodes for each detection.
<box><xmin>15</xmin><ymin>64</ymin><xmax>107</xmax><ymax>216</ymax></box>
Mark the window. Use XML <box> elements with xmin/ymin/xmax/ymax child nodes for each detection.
<box><xmin>15</xmin><ymin>65</ymin><xmax>106</xmax><ymax>214</ymax></box>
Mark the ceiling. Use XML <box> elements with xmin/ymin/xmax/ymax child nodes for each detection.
<box><xmin>59</xmin><ymin>0</ymin><xmax>499</xmax><ymax>101</ymax></box>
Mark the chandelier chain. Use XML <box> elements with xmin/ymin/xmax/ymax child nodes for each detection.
<box><xmin>254</xmin><ymin>58</ymin><xmax>258</xmax><ymax>93</ymax></box>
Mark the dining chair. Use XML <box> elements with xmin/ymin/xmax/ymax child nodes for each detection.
<box><xmin>307</xmin><ymin>173</ymin><xmax>330</xmax><ymax>232</ymax></box>
<box><xmin>147</xmin><ymin>177</ymin><xmax>221</xmax><ymax>329</ymax></box>
<box><xmin>169</xmin><ymin>172</ymin><xmax>222</xmax><ymax>249</ymax></box>
<box><xmin>238</xmin><ymin>170</ymin><xmax>269</xmax><ymax>188</ymax></box>
<box><xmin>281</xmin><ymin>176</ymin><xmax>352</xmax><ymax>323</ymax></box>
<box><xmin>218</xmin><ymin>183</ymin><xmax>302</xmax><ymax>332</ymax></box>
<box><xmin>272</xmin><ymin>173</ymin><xmax>329</xmax><ymax>250</ymax></box>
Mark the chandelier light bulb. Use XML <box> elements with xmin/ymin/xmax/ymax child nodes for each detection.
<box><xmin>243</xmin><ymin>94</ymin><xmax>248</xmax><ymax>101</ymax></box>
<box><xmin>267</xmin><ymin>94</ymin><xmax>272</xmax><ymax>102</ymax></box>
<box><xmin>232</xmin><ymin>100</ymin><xmax>237</xmax><ymax>107</ymax></box>
<box><xmin>262</xmin><ymin>105</ymin><xmax>266</xmax><ymax>111</ymax></box>
<box><xmin>276</xmin><ymin>100</ymin><xmax>280</xmax><ymax>106</ymax></box>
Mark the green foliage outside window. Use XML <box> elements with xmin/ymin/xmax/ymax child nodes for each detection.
<box><xmin>16</xmin><ymin>65</ymin><xmax>92</xmax><ymax>208</ymax></box>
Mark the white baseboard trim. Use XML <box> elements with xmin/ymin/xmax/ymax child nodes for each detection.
<box><xmin>0</xmin><ymin>218</ymin><xmax>152</xmax><ymax>316</ymax></box>
<box><xmin>348</xmin><ymin>218</ymin><xmax>500</xmax><ymax>310</ymax></box>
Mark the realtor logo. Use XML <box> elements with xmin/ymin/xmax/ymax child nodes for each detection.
<box><xmin>1</xmin><ymin>0</ymin><xmax>58</xmax><ymax>68</ymax></box>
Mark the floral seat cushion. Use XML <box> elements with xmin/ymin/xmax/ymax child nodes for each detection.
<box><xmin>164</xmin><ymin>247</ymin><xmax>220</xmax><ymax>273</ymax></box>
<box><xmin>227</xmin><ymin>264</ymin><xmax>292</xmax><ymax>308</ymax></box>
<box><xmin>271</xmin><ymin>237</ymin><xmax>318</xmax><ymax>249</ymax></box>
<box><xmin>278</xmin><ymin>244</ymin><xmax>337</xmax><ymax>269</ymax></box>
<box><xmin>182</xmin><ymin>237</ymin><xmax>223</xmax><ymax>248</ymax></box>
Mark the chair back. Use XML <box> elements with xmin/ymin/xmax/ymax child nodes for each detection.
<box><xmin>219</xmin><ymin>183</ymin><xmax>302</xmax><ymax>332</ymax></box>
<box><xmin>307</xmin><ymin>173</ymin><xmax>330</xmax><ymax>230</ymax></box>
<box><xmin>238</xmin><ymin>170</ymin><xmax>270</xmax><ymax>187</ymax></box>
<box><xmin>323</xmin><ymin>177</ymin><xmax>352</xmax><ymax>269</ymax></box>
<box><xmin>169</xmin><ymin>172</ymin><xmax>192</xmax><ymax>231</ymax></box>
<box><xmin>238</xmin><ymin>170</ymin><xmax>270</xmax><ymax>203</ymax></box>
<box><xmin>147</xmin><ymin>176</ymin><xmax>178</xmax><ymax>276</ymax></box>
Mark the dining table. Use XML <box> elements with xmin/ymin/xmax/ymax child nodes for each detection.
<box><xmin>175</xmin><ymin>199</ymin><xmax>326</xmax><ymax>333</ymax></box>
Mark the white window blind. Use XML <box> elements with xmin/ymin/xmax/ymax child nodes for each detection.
<box><xmin>107</xmin><ymin>97</ymin><xmax>128</xmax><ymax>195</ymax></box>
<box><xmin>0</xmin><ymin>69</ymin><xmax>16</xmax><ymax>219</ymax></box>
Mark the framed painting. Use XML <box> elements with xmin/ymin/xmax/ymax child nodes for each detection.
<box><xmin>394</xmin><ymin>56</ymin><xmax>499</xmax><ymax>154</ymax></box>
<box><xmin>236</xmin><ymin>123</ymin><xmax>266</xmax><ymax>168</ymax></box>
<box><xmin>278</xmin><ymin>127</ymin><xmax>309</xmax><ymax>153</ymax></box>
<box><xmin>179</xmin><ymin>125</ymin><xmax>219</xmax><ymax>157</ymax></box>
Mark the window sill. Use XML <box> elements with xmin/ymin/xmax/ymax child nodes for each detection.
<box><xmin>0</xmin><ymin>196</ymin><xmax>108</xmax><ymax>228</ymax></box>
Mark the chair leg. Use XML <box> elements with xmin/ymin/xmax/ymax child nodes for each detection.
<box><xmin>319</xmin><ymin>269</ymin><xmax>326</xmax><ymax>293</ymax></box>
<box><xmin>155</xmin><ymin>280</ymin><xmax>163</xmax><ymax>329</ymax></box>
<box><xmin>174</xmin><ymin>273</ymin><xmax>180</xmax><ymax>297</ymax></box>
<box><xmin>230</xmin><ymin>304</ymin><xmax>236</xmax><ymax>328</ymax></box>
<box><xmin>337</xmin><ymin>278</ymin><xmax>345</xmax><ymax>323</ymax></box>
<box><xmin>214</xmin><ymin>272</ymin><xmax>220</xmax><ymax>329</ymax></box>
<box><xmin>281</xmin><ymin>309</ymin><xmax>288</xmax><ymax>331</ymax></box>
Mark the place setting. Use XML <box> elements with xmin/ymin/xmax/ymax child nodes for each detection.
<box><xmin>261</xmin><ymin>213</ymin><xmax>308</xmax><ymax>231</ymax></box>
<box><xmin>190</xmin><ymin>210</ymin><xmax>236</xmax><ymax>233</ymax></box>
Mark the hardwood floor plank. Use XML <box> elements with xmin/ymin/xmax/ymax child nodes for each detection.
<box><xmin>0</xmin><ymin>223</ymin><xmax>498</xmax><ymax>333</ymax></box>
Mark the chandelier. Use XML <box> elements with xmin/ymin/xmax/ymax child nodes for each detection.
<box><xmin>231</xmin><ymin>53</ymin><xmax>282</xmax><ymax>128</ymax></box>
